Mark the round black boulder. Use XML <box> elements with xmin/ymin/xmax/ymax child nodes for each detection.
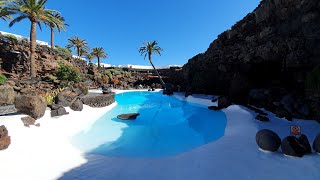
<box><xmin>313</xmin><ymin>134</ymin><xmax>320</xmax><ymax>153</ymax></box>
<box><xmin>256</xmin><ymin>129</ymin><xmax>281</xmax><ymax>152</ymax></box>
<box><xmin>298</xmin><ymin>134</ymin><xmax>312</xmax><ymax>154</ymax></box>
<box><xmin>281</xmin><ymin>136</ymin><xmax>307</xmax><ymax>157</ymax></box>
<box><xmin>218</xmin><ymin>96</ymin><xmax>232</xmax><ymax>109</ymax></box>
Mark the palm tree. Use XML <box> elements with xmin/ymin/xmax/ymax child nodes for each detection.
<box><xmin>0</xmin><ymin>0</ymin><xmax>12</xmax><ymax>21</ymax></box>
<box><xmin>0</xmin><ymin>0</ymin><xmax>15</xmax><ymax>21</ymax></box>
<box><xmin>85</xmin><ymin>53</ymin><xmax>94</xmax><ymax>63</ymax></box>
<box><xmin>79</xmin><ymin>48</ymin><xmax>88</xmax><ymax>58</ymax></box>
<box><xmin>45</xmin><ymin>11</ymin><xmax>67</xmax><ymax>49</ymax></box>
<box><xmin>139</xmin><ymin>40</ymin><xmax>166</xmax><ymax>87</ymax></box>
<box><xmin>92</xmin><ymin>47</ymin><xmax>107</xmax><ymax>68</ymax></box>
<box><xmin>67</xmin><ymin>36</ymin><xmax>88</xmax><ymax>59</ymax></box>
<box><xmin>4</xmin><ymin>0</ymin><xmax>61</xmax><ymax>78</ymax></box>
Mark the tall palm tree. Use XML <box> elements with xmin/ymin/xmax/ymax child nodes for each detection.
<box><xmin>45</xmin><ymin>11</ymin><xmax>67</xmax><ymax>49</ymax></box>
<box><xmin>85</xmin><ymin>53</ymin><xmax>94</xmax><ymax>63</ymax></box>
<box><xmin>92</xmin><ymin>47</ymin><xmax>107</xmax><ymax>68</ymax></box>
<box><xmin>4</xmin><ymin>0</ymin><xmax>60</xmax><ymax>78</ymax></box>
<box><xmin>139</xmin><ymin>40</ymin><xmax>166</xmax><ymax>87</ymax></box>
<box><xmin>67</xmin><ymin>36</ymin><xmax>88</xmax><ymax>59</ymax></box>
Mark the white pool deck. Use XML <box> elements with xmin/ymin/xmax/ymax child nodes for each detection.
<box><xmin>0</xmin><ymin>89</ymin><xmax>320</xmax><ymax>180</ymax></box>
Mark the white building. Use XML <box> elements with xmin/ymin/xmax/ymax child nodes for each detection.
<box><xmin>0</xmin><ymin>31</ymin><xmax>49</xmax><ymax>46</ymax></box>
<box><xmin>116</xmin><ymin>64</ymin><xmax>182</xmax><ymax>70</ymax></box>
<box><xmin>72</xmin><ymin>55</ymin><xmax>86</xmax><ymax>61</ymax></box>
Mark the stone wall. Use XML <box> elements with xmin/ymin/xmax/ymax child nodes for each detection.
<box><xmin>81</xmin><ymin>93</ymin><xmax>115</xmax><ymax>108</ymax></box>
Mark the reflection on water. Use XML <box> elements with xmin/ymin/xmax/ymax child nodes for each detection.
<box><xmin>71</xmin><ymin>92</ymin><xmax>227</xmax><ymax>158</ymax></box>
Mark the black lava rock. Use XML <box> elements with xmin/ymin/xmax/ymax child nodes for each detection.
<box><xmin>255</xmin><ymin>115</ymin><xmax>270</xmax><ymax>122</ymax></box>
<box><xmin>211</xmin><ymin>97</ymin><xmax>218</xmax><ymax>102</ymax></box>
<box><xmin>298</xmin><ymin>134</ymin><xmax>312</xmax><ymax>154</ymax></box>
<box><xmin>49</xmin><ymin>104</ymin><xmax>63</xmax><ymax>110</ymax></box>
<box><xmin>51</xmin><ymin>108</ymin><xmax>69</xmax><ymax>117</ymax></box>
<box><xmin>70</xmin><ymin>99</ymin><xmax>83</xmax><ymax>111</ymax></box>
<box><xmin>163</xmin><ymin>88</ymin><xmax>174</xmax><ymax>96</ymax></box>
<box><xmin>117</xmin><ymin>113</ymin><xmax>140</xmax><ymax>120</ymax></box>
<box><xmin>313</xmin><ymin>134</ymin><xmax>320</xmax><ymax>153</ymax></box>
<box><xmin>256</xmin><ymin>129</ymin><xmax>281</xmax><ymax>152</ymax></box>
<box><xmin>281</xmin><ymin>136</ymin><xmax>307</xmax><ymax>157</ymax></box>
<box><xmin>218</xmin><ymin>96</ymin><xmax>232</xmax><ymax>109</ymax></box>
<box><xmin>208</xmin><ymin>106</ymin><xmax>223</xmax><ymax>111</ymax></box>
<box><xmin>246</xmin><ymin>105</ymin><xmax>268</xmax><ymax>116</ymax></box>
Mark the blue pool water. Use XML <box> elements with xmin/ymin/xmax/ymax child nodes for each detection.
<box><xmin>71</xmin><ymin>92</ymin><xmax>227</xmax><ymax>158</ymax></box>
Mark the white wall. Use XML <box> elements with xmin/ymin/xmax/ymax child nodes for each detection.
<box><xmin>0</xmin><ymin>31</ymin><xmax>49</xmax><ymax>46</ymax></box>
<box><xmin>116</xmin><ymin>64</ymin><xmax>182</xmax><ymax>70</ymax></box>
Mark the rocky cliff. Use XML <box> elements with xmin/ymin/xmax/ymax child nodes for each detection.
<box><xmin>184</xmin><ymin>0</ymin><xmax>320</xmax><ymax>96</ymax></box>
<box><xmin>183</xmin><ymin>0</ymin><xmax>320</xmax><ymax>119</ymax></box>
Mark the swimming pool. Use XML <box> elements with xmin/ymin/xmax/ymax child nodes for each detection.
<box><xmin>71</xmin><ymin>92</ymin><xmax>227</xmax><ymax>158</ymax></box>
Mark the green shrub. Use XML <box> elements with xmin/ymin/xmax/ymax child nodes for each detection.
<box><xmin>43</xmin><ymin>88</ymin><xmax>64</xmax><ymax>105</ymax></box>
<box><xmin>105</xmin><ymin>70</ymin><xmax>113</xmax><ymax>80</ymax></box>
<box><xmin>4</xmin><ymin>34</ymin><xmax>18</xmax><ymax>42</ymax></box>
<box><xmin>109</xmin><ymin>69</ymin><xmax>122</xmax><ymax>75</ymax></box>
<box><xmin>306</xmin><ymin>66</ymin><xmax>320</xmax><ymax>91</ymax></box>
<box><xmin>56</xmin><ymin>62</ymin><xmax>81</xmax><ymax>83</ymax></box>
<box><xmin>0</xmin><ymin>74</ymin><xmax>7</xmax><ymax>85</ymax></box>
<box><xmin>124</xmin><ymin>71</ymin><xmax>132</xmax><ymax>77</ymax></box>
<box><xmin>55</xmin><ymin>46</ymin><xmax>72</xmax><ymax>59</ymax></box>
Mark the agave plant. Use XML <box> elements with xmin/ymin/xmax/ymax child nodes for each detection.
<box><xmin>4</xmin><ymin>0</ymin><xmax>62</xmax><ymax>78</ymax></box>
<box><xmin>139</xmin><ymin>40</ymin><xmax>166</xmax><ymax>87</ymax></box>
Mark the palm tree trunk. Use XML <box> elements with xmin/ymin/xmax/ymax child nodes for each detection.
<box><xmin>98</xmin><ymin>57</ymin><xmax>101</xmax><ymax>68</ymax></box>
<box><xmin>149</xmin><ymin>54</ymin><xmax>166</xmax><ymax>88</ymax></box>
<box><xmin>50</xmin><ymin>26</ymin><xmax>54</xmax><ymax>49</ymax></box>
<box><xmin>77</xmin><ymin>47</ymin><xmax>80</xmax><ymax>59</ymax></box>
<box><xmin>30</xmin><ymin>21</ymin><xmax>37</xmax><ymax>78</ymax></box>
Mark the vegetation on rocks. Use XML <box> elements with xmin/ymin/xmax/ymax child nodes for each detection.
<box><xmin>3</xmin><ymin>34</ymin><xmax>18</xmax><ymax>42</ymax></box>
<box><xmin>0</xmin><ymin>74</ymin><xmax>7</xmax><ymax>85</ymax></box>
<box><xmin>55</xmin><ymin>46</ymin><xmax>72</xmax><ymax>59</ymax></box>
<box><xmin>56</xmin><ymin>62</ymin><xmax>81</xmax><ymax>83</ymax></box>
<box><xmin>3</xmin><ymin>0</ymin><xmax>67</xmax><ymax>78</ymax></box>
<box><xmin>43</xmin><ymin>87</ymin><xmax>64</xmax><ymax>105</ymax></box>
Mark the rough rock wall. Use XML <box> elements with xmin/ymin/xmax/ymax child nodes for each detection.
<box><xmin>183</xmin><ymin>0</ymin><xmax>320</xmax><ymax>101</ymax></box>
<box><xmin>0</xmin><ymin>34</ymin><xmax>75</xmax><ymax>79</ymax></box>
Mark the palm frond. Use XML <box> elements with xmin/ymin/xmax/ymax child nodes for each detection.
<box><xmin>92</xmin><ymin>47</ymin><xmax>108</xmax><ymax>58</ymax></box>
<box><xmin>138</xmin><ymin>40</ymin><xmax>163</xmax><ymax>60</ymax></box>
<box><xmin>8</xmin><ymin>14</ymin><xmax>27</xmax><ymax>26</ymax></box>
<box><xmin>67</xmin><ymin>36</ymin><xmax>89</xmax><ymax>54</ymax></box>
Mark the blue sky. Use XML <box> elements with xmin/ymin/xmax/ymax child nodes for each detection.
<box><xmin>0</xmin><ymin>0</ymin><xmax>260</xmax><ymax>66</ymax></box>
